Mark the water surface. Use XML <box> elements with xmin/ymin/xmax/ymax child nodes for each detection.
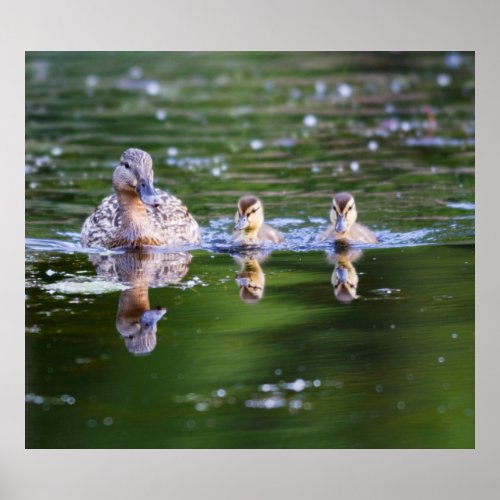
<box><xmin>25</xmin><ymin>52</ymin><xmax>474</xmax><ymax>448</ymax></box>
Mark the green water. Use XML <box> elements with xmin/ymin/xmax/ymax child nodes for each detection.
<box><xmin>25</xmin><ymin>52</ymin><xmax>474</xmax><ymax>448</ymax></box>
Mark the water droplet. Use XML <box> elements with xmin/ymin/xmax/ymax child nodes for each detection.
<box><xmin>313</xmin><ymin>379</ymin><xmax>321</xmax><ymax>387</ymax></box>
<box><xmin>291</xmin><ymin>379</ymin><xmax>306</xmax><ymax>392</ymax></box>
<box><xmin>396</xmin><ymin>401</ymin><xmax>406</xmax><ymax>410</ymax></box>
<box><xmin>438</xmin><ymin>356</ymin><xmax>445</xmax><ymax>364</ymax></box>
<box><xmin>51</xmin><ymin>146</ymin><xmax>62</xmax><ymax>156</ymax></box>
<box><xmin>155</xmin><ymin>109</ymin><xmax>167</xmax><ymax>121</ymax></box>
<box><xmin>85</xmin><ymin>75</ymin><xmax>99</xmax><ymax>88</ymax></box>
<box><xmin>275</xmin><ymin>368</ymin><xmax>282</xmax><ymax>376</ymax></box>
<box><xmin>451</xmin><ymin>332</ymin><xmax>458</xmax><ymax>339</ymax></box>
<box><xmin>145</xmin><ymin>81</ymin><xmax>161</xmax><ymax>96</ymax></box>
<box><xmin>390</xmin><ymin>324</ymin><xmax>396</xmax><ymax>330</ymax></box>
<box><xmin>350</xmin><ymin>161</ymin><xmax>360</xmax><ymax>172</ymax></box>
<box><xmin>103</xmin><ymin>416</ymin><xmax>114</xmax><ymax>426</ymax></box>
<box><xmin>437</xmin><ymin>73</ymin><xmax>451</xmax><ymax>87</ymax></box>
<box><xmin>367</xmin><ymin>140</ymin><xmax>378</xmax><ymax>151</ymax></box>
<box><xmin>303</xmin><ymin>114</ymin><xmax>318</xmax><ymax>127</ymax></box>
<box><xmin>375</xmin><ymin>384</ymin><xmax>383</xmax><ymax>393</ymax></box>
<box><xmin>337</xmin><ymin>83</ymin><xmax>352</xmax><ymax>98</ymax></box>
<box><xmin>129</xmin><ymin>66</ymin><xmax>143</xmax><ymax>79</ymax></box>
<box><xmin>250</xmin><ymin>139</ymin><xmax>264</xmax><ymax>150</ymax></box>
<box><xmin>216</xmin><ymin>389</ymin><xmax>226</xmax><ymax>398</ymax></box>
<box><xmin>195</xmin><ymin>402</ymin><xmax>208</xmax><ymax>412</ymax></box>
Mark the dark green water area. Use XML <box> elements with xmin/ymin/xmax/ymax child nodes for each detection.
<box><xmin>25</xmin><ymin>52</ymin><xmax>474</xmax><ymax>448</ymax></box>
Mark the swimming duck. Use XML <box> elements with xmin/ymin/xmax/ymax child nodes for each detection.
<box><xmin>320</xmin><ymin>192</ymin><xmax>378</xmax><ymax>244</ymax></box>
<box><xmin>81</xmin><ymin>148</ymin><xmax>200</xmax><ymax>249</ymax></box>
<box><xmin>232</xmin><ymin>195</ymin><xmax>283</xmax><ymax>245</ymax></box>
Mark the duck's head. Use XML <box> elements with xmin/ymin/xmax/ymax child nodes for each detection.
<box><xmin>113</xmin><ymin>148</ymin><xmax>161</xmax><ymax>207</ymax></box>
<box><xmin>234</xmin><ymin>196</ymin><xmax>264</xmax><ymax>232</ymax></box>
<box><xmin>330</xmin><ymin>192</ymin><xmax>358</xmax><ymax>235</ymax></box>
<box><xmin>119</xmin><ymin>306</ymin><xmax>167</xmax><ymax>356</ymax></box>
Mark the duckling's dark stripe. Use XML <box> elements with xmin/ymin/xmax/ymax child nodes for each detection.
<box><xmin>334</xmin><ymin>192</ymin><xmax>352</xmax><ymax>212</ymax></box>
<box><xmin>239</xmin><ymin>196</ymin><xmax>259</xmax><ymax>212</ymax></box>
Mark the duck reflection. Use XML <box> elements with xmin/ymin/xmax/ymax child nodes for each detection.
<box><xmin>89</xmin><ymin>251</ymin><xmax>191</xmax><ymax>355</ymax></box>
<box><xmin>327</xmin><ymin>243</ymin><xmax>362</xmax><ymax>303</ymax></box>
<box><xmin>233</xmin><ymin>250</ymin><xmax>269</xmax><ymax>303</ymax></box>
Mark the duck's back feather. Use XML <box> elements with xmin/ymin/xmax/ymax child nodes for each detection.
<box><xmin>81</xmin><ymin>189</ymin><xmax>200</xmax><ymax>248</ymax></box>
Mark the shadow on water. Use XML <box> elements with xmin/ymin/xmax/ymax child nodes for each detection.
<box><xmin>25</xmin><ymin>52</ymin><xmax>474</xmax><ymax>448</ymax></box>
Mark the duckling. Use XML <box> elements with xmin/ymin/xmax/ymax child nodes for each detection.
<box><xmin>81</xmin><ymin>148</ymin><xmax>200</xmax><ymax>249</ymax></box>
<box><xmin>320</xmin><ymin>192</ymin><xmax>378</xmax><ymax>244</ymax></box>
<box><xmin>232</xmin><ymin>196</ymin><xmax>283</xmax><ymax>245</ymax></box>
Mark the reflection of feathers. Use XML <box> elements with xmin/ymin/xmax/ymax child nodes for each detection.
<box><xmin>89</xmin><ymin>251</ymin><xmax>192</xmax><ymax>287</ymax></box>
<box><xmin>81</xmin><ymin>190</ymin><xmax>200</xmax><ymax>248</ymax></box>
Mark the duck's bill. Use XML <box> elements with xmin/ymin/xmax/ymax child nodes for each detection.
<box><xmin>140</xmin><ymin>307</ymin><xmax>167</xmax><ymax>327</ymax></box>
<box><xmin>335</xmin><ymin>265</ymin><xmax>349</xmax><ymax>283</ymax></box>
<box><xmin>235</xmin><ymin>216</ymin><xmax>249</xmax><ymax>231</ymax></box>
<box><xmin>335</xmin><ymin>215</ymin><xmax>347</xmax><ymax>233</ymax></box>
<box><xmin>137</xmin><ymin>180</ymin><xmax>161</xmax><ymax>207</ymax></box>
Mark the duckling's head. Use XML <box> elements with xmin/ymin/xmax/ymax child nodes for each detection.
<box><xmin>330</xmin><ymin>192</ymin><xmax>358</xmax><ymax>235</ymax></box>
<box><xmin>234</xmin><ymin>196</ymin><xmax>264</xmax><ymax>232</ymax></box>
<box><xmin>113</xmin><ymin>148</ymin><xmax>161</xmax><ymax>207</ymax></box>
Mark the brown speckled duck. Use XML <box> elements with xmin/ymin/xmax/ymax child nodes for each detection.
<box><xmin>81</xmin><ymin>148</ymin><xmax>200</xmax><ymax>249</ymax></box>
<box><xmin>320</xmin><ymin>192</ymin><xmax>378</xmax><ymax>244</ymax></box>
<box><xmin>232</xmin><ymin>195</ymin><xmax>283</xmax><ymax>245</ymax></box>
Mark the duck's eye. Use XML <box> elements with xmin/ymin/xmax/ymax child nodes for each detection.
<box><xmin>122</xmin><ymin>162</ymin><xmax>130</xmax><ymax>169</ymax></box>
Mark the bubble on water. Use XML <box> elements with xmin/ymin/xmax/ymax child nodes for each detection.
<box><xmin>375</xmin><ymin>384</ymin><xmax>383</xmax><ymax>393</ymax></box>
<box><xmin>260</xmin><ymin>384</ymin><xmax>272</xmax><ymax>393</ymax></box>
<box><xmin>291</xmin><ymin>379</ymin><xmax>306</xmax><ymax>392</ymax></box>
<box><xmin>145</xmin><ymin>81</ymin><xmax>161</xmax><ymax>96</ymax></box>
<box><xmin>334</xmin><ymin>380</ymin><xmax>343</xmax><ymax>389</ymax></box>
<box><xmin>45</xmin><ymin>269</ymin><xmax>56</xmax><ymax>276</ymax></box>
<box><xmin>396</xmin><ymin>401</ymin><xmax>406</xmax><ymax>410</ymax></box>
<box><xmin>385</xmin><ymin>103</ymin><xmax>395</xmax><ymax>114</ymax></box>
<box><xmin>311</xmin><ymin>164</ymin><xmax>321</xmax><ymax>173</ymax></box>
<box><xmin>103</xmin><ymin>416</ymin><xmax>114</xmax><ymax>426</ymax></box>
<box><xmin>390</xmin><ymin>79</ymin><xmax>403</xmax><ymax>93</ymax></box>
<box><xmin>368</xmin><ymin>140</ymin><xmax>378</xmax><ymax>151</ymax></box>
<box><xmin>86</xmin><ymin>419</ymin><xmax>97</xmax><ymax>428</ymax></box>
<box><xmin>186</xmin><ymin>419</ymin><xmax>196</xmax><ymax>429</ymax></box>
<box><xmin>216</xmin><ymin>389</ymin><xmax>226</xmax><ymax>398</ymax></box>
<box><xmin>34</xmin><ymin>396</ymin><xmax>44</xmax><ymax>405</ymax></box>
<box><xmin>390</xmin><ymin>324</ymin><xmax>396</xmax><ymax>330</ymax></box>
<box><xmin>85</xmin><ymin>74</ymin><xmax>99</xmax><ymax>88</ymax></box>
<box><xmin>451</xmin><ymin>332</ymin><xmax>458</xmax><ymax>339</ymax></box>
<box><xmin>195</xmin><ymin>402</ymin><xmax>208</xmax><ymax>412</ymax></box>
<box><xmin>313</xmin><ymin>379</ymin><xmax>321</xmax><ymax>387</ymax></box>
<box><xmin>437</xmin><ymin>405</ymin><xmax>446</xmax><ymax>414</ymax></box>
<box><xmin>30</xmin><ymin>181</ymin><xmax>38</xmax><ymax>189</ymax></box>
<box><xmin>303</xmin><ymin>402</ymin><xmax>312</xmax><ymax>410</ymax></box>
<box><xmin>66</xmin><ymin>396</ymin><xmax>76</xmax><ymax>405</ymax></box>
<box><xmin>289</xmin><ymin>399</ymin><xmax>303</xmax><ymax>410</ymax></box>
<box><xmin>51</xmin><ymin>146</ymin><xmax>62</xmax><ymax>156</ymax></box>
<box><xmin>166</xmin><ymin>147</ymin><xmax>178</xmax><ymax>157</ymax></box>
<box><xmin>337</xmin><ymin>83</ymin><xmax>352</xmax><ymax>98</ymax></box>
<box><xmin>155</xmin><ymin>109</ymin><xmax>167</xmax><ymax>121</ymax></box>
<box><xmin>315</xmin><ymin>80</ymin><xmax>327</xmax><ymax>95</ymax></box>
<box><xmin>437</xmin><ymin>73</ymin><xmax>451</xmax><ymax>87</ymax></box>
<box><xmin>350</xmin><ymin>161</ymin><xmax>360</xmax><ymax>172</ymax></box>
<box><xmin>303</xmin><ymin>114</ymin><xmax>318</xmax><ymax>127</ymax></box>
<box><xmin>401</xmin><ymin>121</ymin><xmax>412</xmax><ymax>132</ymax></box>
<box><xmin>275</xmin><ymin>368</ymin><xmax>282</xmax><ymax>376</ymax></box>
<box><xmin>211</xmin><ymin>167</ymin><xmax>221</xmax><ymax>177</ymax></box>
<box><xmin>290</xmin><ymin>88</ymin><xmax>302</xmax><ymax>100</ymax></box>
<box><xmin>129</xmin><ymin>66</ymin><xmax>143</xmax><ymax>79</ymax></box>
<box><xmin>438</xmin><ymin>356</ymin><xmax>445</xmax><ymax>364</ymax></box>
<box><xmin>250</xmin><ymin>139</ymin><xmax>264</xmax><ymax>150</ymax></box>
<box><xmin>444</xmin><ymin>52</ymin><xmax>463</xmax><ymax>69</ymax></box>
<box><xmin>407</xmin><ymin>373</ymin><xmax>415</xmax><ymax>382</ymax></box>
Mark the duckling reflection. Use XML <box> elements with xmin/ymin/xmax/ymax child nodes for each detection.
<box><xmin>233</xmin><ymin>250</ymin><xmax>269</xmax><ymax>303</ymax></box>
<box><xmin>88</xmin><ymin>251</ymin><xmax>191</xmax><ymax>355</ymax></box>
<box><xmin>327</xmin><ymin>244</ymin><xmax>362</xmax><ymax>303</ymax></box>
